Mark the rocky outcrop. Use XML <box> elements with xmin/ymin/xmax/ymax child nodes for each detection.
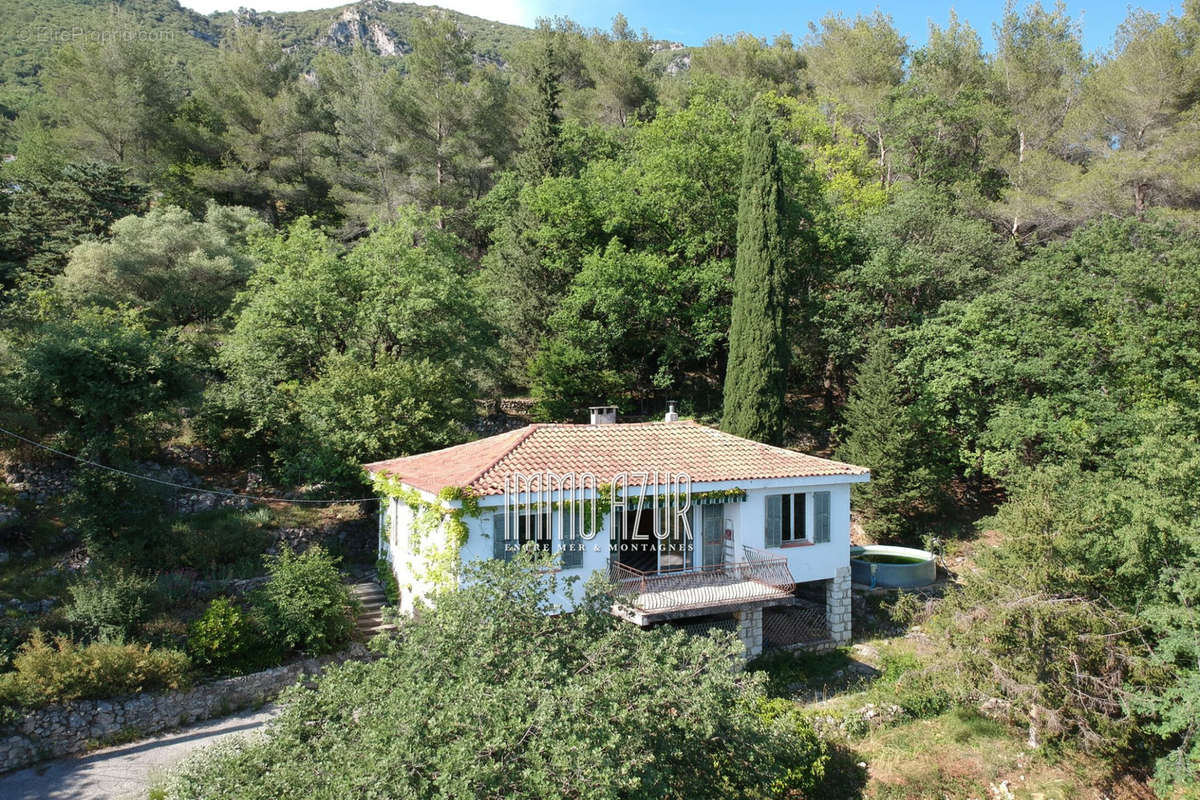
<box><xmin>1</xmin><ymin>458</ymin><xmax>250</xmax><ymax>514</ymax></box>
<box><xmin>2</xmin><ymin>462</ymin><xmax>72</xmax><ymax>506</ymax></box>
<box><xmin>664</xmin><ymin>53</ymin><xmax>692</xmax><ymax>76</ymax></box>
<box><xmin>269</xmin><ymin>512</ymin><xmax>376</xmax><ymax>562</ymax></box>
<box><xmin>318</xmin><ymin>0</ymin><xmax>411</xmax><ymax>56</ymax></box>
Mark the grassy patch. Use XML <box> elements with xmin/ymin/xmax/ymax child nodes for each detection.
<box><xmin>796</xmin><ymin>636</ymin><xmax>1127</xmax><ymax>799</ymax></box>
<box><xmin>0</xmin><ymin>553</ymin><xmax>70</xmax><ymax>604</ymax></box>
<box><xmin>95</xmin><ymin>726</ymin><xmax>145</xmax><ymax>749</ymax></box>
<box><xmin>164</xmin><ymin>508</ymin><xmax>273</xmax><ymax>578</ymax></box>
<box><xmin>848</xmin><ymin>707</ymin><xmax>1111</xmax><ymax>800</ymax></box>
<box><xmin>856</xmin><ymin>708</ymin><xmax>1021</xmax><ymax>798</ymax></box>
<box><xmin>263</xmin><ymin>502</ymin><xmax>366</xmax><ymax>531</ymax></box>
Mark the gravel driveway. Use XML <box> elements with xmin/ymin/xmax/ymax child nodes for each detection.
<box><xmin>0</xmin><ymin>704</ymin><xmax>278</xmax><ymax>800</ymax></box>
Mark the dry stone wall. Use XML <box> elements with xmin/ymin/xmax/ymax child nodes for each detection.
<box><xmin>0</xmin><ymin>647</ymin><xmax>366</xmax><ymax>774</ymax></box>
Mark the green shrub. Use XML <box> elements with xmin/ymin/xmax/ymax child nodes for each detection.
<box><xmin>64</xmin><ymin>567</ymin><xmax>157</xmax><ymax>641</ymax></box>
<box><xmin>154</xmin><ymin>572</ymin><xmax>196</xmax><ymax>608</ymax></box>
<box><xmin>376</xmin><ymin>559</ymin><xmax>399</xmax><ymax>605</ymax></box>
<box><xmin>0</xmin><ymin>620</ymin><xmax>20</xmax><ymax>670</ymax></box>
<box><xmin>65</xmin><ymin>469</ymin><xmax>173</xmax><ymax>567</ymax></box>
<box><xmin>0</xmin><ymin>677</ymin><xmax>20</xmax><ymax>724</ymax></box>
<box><xmin>188</xmin><ymin>597</ymin><xmax>280</xmax><ymax>676</ymax></box>
<box><xmin>877</xmin><ymin>648</ymin><xmax>922</xmax><ymax>682</ymax></box>
<box><xmin>256</xmin><ymin>545</ymin><xmax>355</xmax><ymax>655</ymax></box>
<box><xmin>158</xmin><ymin>559</ymin><xmax>835</xmax><ymax>799</ymax></box>
<box><xmin>2</xmin><ymin>631</ymin><xmax>191</xmax><ymax>707</ymax></box>
<box><xmin>891</xmin><ymin>669</ymin><xmax>955</xmax><ymax>718</ymax></box>
<box><xmin>753</xmin><ymin>697</ymin><xmax>828</xmax><ymax>795</ymax></box>
<box><xmin>66</xmin><ymin>476</ymin><xmax>270</xmax><ymax>575</ymax></box>
<box><xmin>867</xmin><ymin>647</ymin><xmax>958</xmax><ymax>720</ymax></box>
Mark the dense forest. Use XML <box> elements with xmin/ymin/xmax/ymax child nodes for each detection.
<box><xmin>1</xmin><ymin>0</ymin><xmax>1199</xmax><ymax>795</ymax></box>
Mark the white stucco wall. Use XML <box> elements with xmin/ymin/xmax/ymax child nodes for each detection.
<box><xmin>380</xmin><ymin>489</ymin><xmax>452</xmax><ymax>616</ymax></box>
<box><xmin>732</xmin><ymin>483</ymin><xmax>854</xmax><ymax>584</ymax></box>
<box><xmin>384</xmin><ymin>475</ymin><xmax>865</xmax><ymax>614</ymax></box>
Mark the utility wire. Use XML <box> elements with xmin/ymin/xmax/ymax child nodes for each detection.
<box><xmin>0</xmin><ymin>426</ymin><xmax>380</xmax><ymax>505</ymax></box>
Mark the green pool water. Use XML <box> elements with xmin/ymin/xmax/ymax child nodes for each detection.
<box><xmin>855</xmin><ymin>553</ymin><xmax>928</xmax><ymax>565</ymax></box>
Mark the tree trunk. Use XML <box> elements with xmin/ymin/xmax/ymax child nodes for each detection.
<box><xmin>822</xmin><ymin>356</ymin><xmax>838</xmax><ymax>435</ymax></box>
<box><xmin>1011</xmin><ymin>129</ymin><xmax>1026</xmax><ymax>238</ymax></box>
<box><xmin>1134</xmin><ymin>181</ymin><xmax>1149</xmax><ymax>219</ymax></box>
<box><xmin>435</xmin><ymin>118</ymin><xmax>445</xmax><ymax>230</ymax></box>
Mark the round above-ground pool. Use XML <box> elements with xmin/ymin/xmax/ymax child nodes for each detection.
<box><xmin>850</xmin><ymin>544</ymin><xmax>937</xmax><ymax>588</ymax></box>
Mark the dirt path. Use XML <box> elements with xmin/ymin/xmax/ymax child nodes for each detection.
<box><xmin>0</xmin><ymin>704</ymin><xmax>279</xmax><ymax>800</ymax></box>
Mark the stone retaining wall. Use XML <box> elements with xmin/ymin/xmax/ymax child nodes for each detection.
<box><xmin>776</xmin><ymin>637</ymin><xmax>837</xmax><ymax>655</ymax></box>
<box><xmin>474</xmin><ymin>398</ymin><xmax>537</xmax><ymax>417</ymax></box>
<box><xmin>0</xmin><ymin>646</ymin><xmax>366</xmax><ymax>775</ymax></box>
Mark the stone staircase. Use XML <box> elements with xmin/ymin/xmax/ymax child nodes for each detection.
<box><xmin>349</xmin><ymin>581</ymin><xmax>396</xmax><ymax>637</ymax></box>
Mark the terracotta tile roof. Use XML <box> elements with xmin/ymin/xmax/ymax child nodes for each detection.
<box><xmin>364</xmin><ymin>421</ymin><xmax>868</xmax><ymax>496</ymax></box>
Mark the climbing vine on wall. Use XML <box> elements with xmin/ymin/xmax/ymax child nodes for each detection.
<box><xmin>689</xmin><ymin>488</ymin><xmax>747</xmax><ymax>504</ymax></box>
<box><xmin>370</xmin><ymin>473</ymin><xmax>483</xmax><ymax>590</ymax></box>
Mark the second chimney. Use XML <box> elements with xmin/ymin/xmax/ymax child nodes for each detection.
<box><xmin>664</xmin><ymin>401</ymin><xmax>679</xmax><ymax>422</ymax></box>
<box><xmin>589</xmin><ymin>405</ymin><xmax>618</xmax><ymax>425</ymax></box>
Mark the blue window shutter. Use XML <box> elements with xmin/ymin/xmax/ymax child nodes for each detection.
<box><xmin>814</xmin><ymin>492</ymin><xmax>831</xmax><ymax>543</ymax></box>
<box><xmin>493</xmin><ymin>513</ymin><xmax>509</xmax><ymax>561</ymax></box>
<box><xmin>561</xmin><ymin>515</ymin><xmax>583</xmax><ymax>568</ymax></box>
<box><xmin>765</xmin><ymin>494</ymin><xmax>782</xmax><ymax>548</ymax></box>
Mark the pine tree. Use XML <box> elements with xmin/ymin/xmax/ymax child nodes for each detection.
<box><xmin>836</xmin><ymin>335</ymin><xmax>943</xmax><ymax>543</ymax></box>
<box><xmin>721</xmin><ymin>105</ymin><xmax>789</xmax><ymax>444</ymax></box>
<box><xmin>404</xmin><ymin>13</ymin><xmax>514</xmax><ymax>226</ymax></box>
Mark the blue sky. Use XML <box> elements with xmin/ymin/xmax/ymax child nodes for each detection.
<box><xmin>180</xmin><ymin>1</ymin><xmax>1187</xmax><ymax>55</ymax></box>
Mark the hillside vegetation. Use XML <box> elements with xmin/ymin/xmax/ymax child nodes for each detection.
<box><xmin>1</xmin><ymin>1</ymin><xmax>1199</xmax><ymax>796</ymax></box>
<box><xmin>0</xmin><ymin>0</ymin><xmax>537</xmax><ymax>141</ymax></box>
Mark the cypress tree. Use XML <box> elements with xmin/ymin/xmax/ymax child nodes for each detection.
<box><xmin>721</xmin><ymin>105</ymin><xmax>789</xmax><ymax>444</ymax></box>
<box><xmin>516</xmin><ymin>38</ymin><xmax>562</xmax><ymax>181</ymax></box>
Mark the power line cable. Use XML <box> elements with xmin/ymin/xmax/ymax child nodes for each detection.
<box><xmin>0</xmin><ymin>426</ymin><xmax>379</xmax><ymax>505</ymax></box>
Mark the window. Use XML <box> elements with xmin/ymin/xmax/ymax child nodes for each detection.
<box><xmin>766</xmin><ymin>493</ymin><xmax>806</xmax><ymax>547</ymax></box>
<box><xmin>781</xmin><ymin>493</ymin><xmax>805</xmax><ymax>542</ymax></box>
<box><xmin>612</xmin><ymin>506</ymin><xmax>688</xmax><ymax>573</ymax></box>
<box><xmin>492</xmin><ymin>512</ymin><xmax>551</xmax><ymax>561</ymax></box>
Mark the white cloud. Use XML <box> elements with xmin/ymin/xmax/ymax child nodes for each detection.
<box><xmin>180</xmin><ymin>0</ymin><xmax>536</xmax><ymax>27</ymax></box>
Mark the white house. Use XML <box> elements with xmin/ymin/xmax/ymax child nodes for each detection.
<box><xmin>365</xmin><ymin>408</ymin><xmax>869</xmax><ymax>657</ymax></box>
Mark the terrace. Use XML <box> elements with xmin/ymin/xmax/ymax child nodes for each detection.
<box><xmin>609</xmin><ymin>546</ymin><xmax>797</xmax><ymax>625</ymax></box>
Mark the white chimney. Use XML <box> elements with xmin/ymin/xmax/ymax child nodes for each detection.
<box><xmin>589</xmin><ymin>405</ymin><xmax>618</xmax><ymax>425</ymax></box>
<box><xmin>664</xmin><ymin>401</ymin><xmax>679</xmax><ymax>423</ymax></box>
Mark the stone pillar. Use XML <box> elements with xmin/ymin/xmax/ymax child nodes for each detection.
<box><xmin>826</xmin><ymin>567</ymin><xmax>852</xmax><ymax>645</ymax></box>
<box><xmin>735</xmin><ymin>608</ymin><xmax>763</xmax><ymax>659</ymax></box>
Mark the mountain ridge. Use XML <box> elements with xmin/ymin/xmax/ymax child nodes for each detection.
<box><xmin>0</xmin><ymin>0</ymin><xmax>536</xmax><ymax>119</ymax></box>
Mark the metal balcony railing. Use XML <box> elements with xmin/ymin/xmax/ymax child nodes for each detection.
<box><xmin>609</xmin><ymin>547</ymin><xmax>795</xmax><ymax>615</ymax></box>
